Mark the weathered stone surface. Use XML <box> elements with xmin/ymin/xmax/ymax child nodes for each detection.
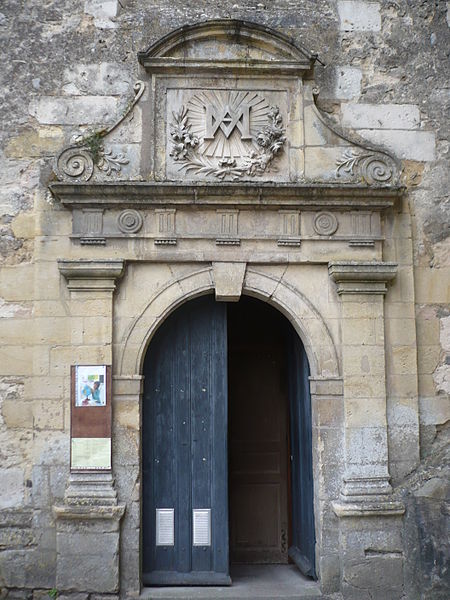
<box><xmin>337</xmin><ymin>1</ymin><xmax>381</xmax><ymax>31</ymax></box>
<box><xmin>0</xmin><ymin>1</ymin><xmax>448</xmax><ymax>598</ymax></box>
<box><xmin>29</xmin><ymin>97</ymin><xmax>119</xmax><ymax>126</ymax></box>
<box><xmin>341</xmin><ymin>103</ymin><xmax>420</xmax><ymax>130</ymax></box>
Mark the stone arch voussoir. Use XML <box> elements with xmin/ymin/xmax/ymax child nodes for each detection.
<box><xmin>118</xmin><ymin>265</ymin><xmax>339</xmax><ymax>378</ymax></box>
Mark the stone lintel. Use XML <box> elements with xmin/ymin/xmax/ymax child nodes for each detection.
<box><xmin>332</xmin><ymin>500</ymin><xmax>405</xmax><ymax>518</ymax></box>
<box><xmin>58</xmin><ymin>259</ymin><xmax>125</xmax><ymax>292</ymax></box>
<box><xmin>328</xmin><ymin>261</ymin><xmax>397</xmax><ymax>295</ymax></box>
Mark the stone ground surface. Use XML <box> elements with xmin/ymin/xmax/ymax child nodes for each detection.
<box><xmin>140</xmin><ymin>565</ymin><xmax>327</xmax><ymax>599</ymax></box>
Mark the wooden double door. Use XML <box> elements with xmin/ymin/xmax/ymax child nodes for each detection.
<box><xmin>142</xmin><ymin>295</ymin><xmax>315</xmax><ymax>586</ymax></box>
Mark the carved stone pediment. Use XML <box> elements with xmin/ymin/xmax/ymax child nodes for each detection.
<box><xmin>51</xmin><ymin>19</ymin><xmax>401</xmax><ymax>188</ymax></box>
<box><xmin>137</xmin><ymin>20</ymin><xmax>314</xmax><ymax>75</ymax></box>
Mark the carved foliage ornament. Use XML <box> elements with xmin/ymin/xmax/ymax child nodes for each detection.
<box><xmin>54</xmin><ymin>81</ymin><xmax>145</xmax><ymax>182</ymax></box>
<box><xmin>336</xmin><ymin>149</ymin><xmax>395</xmax><ymax>186</ymax></box>
<box><xmin>169</xmin><ymin>91</ymin><xmax>286</xmax><ymax>180</ymax></box>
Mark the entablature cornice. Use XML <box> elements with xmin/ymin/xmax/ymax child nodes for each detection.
<box><xmin>50</xmin><ymin>182</ymin><xmax>404</xmax><ymax>211</ymax></box>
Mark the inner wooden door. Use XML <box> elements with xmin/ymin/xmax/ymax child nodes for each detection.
<box><xmin>228</xmin><ymin>297</ymin><xmax>289</xmax><ymax>564</ymax></box>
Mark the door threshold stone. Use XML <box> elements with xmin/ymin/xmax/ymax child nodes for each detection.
<box><xmin>140</xmin><ymin>564</ymin><xmax>326</xmax><ymax>599</ymax></box>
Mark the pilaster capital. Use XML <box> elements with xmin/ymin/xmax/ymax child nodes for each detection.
<box><xmin>328</xmin><ymin>261</ymin><xmax>397</xmax><ymax>295</ymax></box>
<box><xmin>58</xmin><ymin>259</ymin><xmax>125</xmax><ymax>292</ymax></box>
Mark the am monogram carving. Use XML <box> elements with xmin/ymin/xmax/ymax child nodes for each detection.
<box><xmin>169</xmin><ymin>90</ymin><xmax>286</xmax><ymax>181</ymax></box>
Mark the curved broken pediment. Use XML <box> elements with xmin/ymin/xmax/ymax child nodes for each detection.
<box><xmin>137</xmin><ymin>19</ymin><xmax>315</xmax><ymax>75</ymax></box>
<box><xmin>52</xmin><ymin>19</ymin><xmax>401</xmax><ymax>189</ymax></box>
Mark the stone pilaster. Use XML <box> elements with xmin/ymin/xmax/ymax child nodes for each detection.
<box><xmin>329</xmin><ymin>261</ymin><xmax>399</xmax><ymax>503</ymax></box>
<box><xmin>328</xmin><ymin>261</ymin><xmax>405</xmax><ymax>600</ymax></box>
<box><xmin>53</xmin><ymin>259</ymin><xmax>126</xmax><ymax>594</ymax></box>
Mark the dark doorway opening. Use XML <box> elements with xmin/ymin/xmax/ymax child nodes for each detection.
<box><xmin>142</xmin><ymin>294</ymin><xmax>315</xmax><ymax>586</ymax></box>
<box><xmin>228</xmin><ymin>297</ymin><xmax>315</xmax><ymax>577</ymax></box>
<box><xmin>228</xmin><ymin>297</ymin><xmax>290</xmax><ymax>564</ymax></box>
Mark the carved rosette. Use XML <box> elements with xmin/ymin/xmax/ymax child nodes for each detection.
<box><xmin>169</xmin><ymin>91</ymin><xmax>286</xmax><ymax>181</ymax></box>
<box><xmin>336</xmin><ymin>149</ymin><xmax>397</xmax><ymax>185</ymax></box>
<box><xmin>313</xmin><ymin>212</ymin><xmax>338</xmax><ymax>236</ymax></box>
<box><xmin>117</xmin><ymin>209</ymin><xmax>143</xmax><ymax>234</ymax></box>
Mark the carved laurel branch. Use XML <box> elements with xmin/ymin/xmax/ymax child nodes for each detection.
<box><xmin>169</xmin><ymin>105</ymin><xmax>286</xmax><ymax>181</ymax></box>
<box><xmin>335</xmin><ymin>149</ymin><xmax>395</xmax><ymax>185</ymax></box>
<box><xmin>54</xmin><ymin>81</ymin><xmax>145</xmax><ymax>182</ymax></box>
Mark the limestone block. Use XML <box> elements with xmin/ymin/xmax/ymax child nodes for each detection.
<box><xmin>56</xmin><ymin>531</ymin><xmax>120</xmax><ymax>592</ymax></box>
<box><xmin>50</xmin><ymin>346</ymin><xmax>111</xmax><ymax>376</ymax></box>
<box><xmin>0</xmin><ymin>468</ymin><xmax>24</xmax><ymax>509</ymax></box>
<box><xmin>415</xmin><ymin>268</ymin><xmax>450</xmax><ymax>303</ymax></box>
<box><xmin>1</xmin><ymin>400</ymin><xmax>33</xmax><ymax>428</ymax></box>
<box><xmin>342</xmin><ymin>345</ymin><xmax>385</xmax><ymax>376</ymax></box>
<box><xmin>386</xmin><ymin>318</ymin><xmax>417</xmax><ymax>346</ymax></box>
<box><xmin>344</xmin><ymin>397</ymin><xmax>387</xmax><ymax>427</ymax></box>
<box><xmin>32</xmin><ymin>430</ymin><xmax>70</xmax><ymax>467</ymax></box>
<box><xmin>439</xmin><ymin>314</ymin><xmax>450</xmax><ymax>351</ymax></box>
<box><xmin>342</xmin><ymin>103</ymin><xmax>420</xmax><ymax>130</ymax></box>
<box><xmin>388</xmin><ymin>425</ymin><xmax>420</xmax><ymax>469</ymax></box>
<box><xmin>289</xmin><ymin>147</ymin><xmax>305</xmax><ymax>180</ymax></box>
<box><xmin>84</xmin><ymin>0</ymin><xmax>120</xmax><ymax>29</ymax></box>
<box><xmin>0</xmin><ymin>265</ymin><xmax>35</xmax><ymax>301</ymax></box>
<box><xmin>343</xmin><ymin>556</ymin><xmax>404</xmax><ymax>598</ymax></box>
<box><xmin>357</xmin><ymin>129</ymin><xmax>436</xmax><ymax>161</ymax></box>
<box><xmin>387</xmin><ymin>397</ymin><xmax>419</xmax><ymax>427</ymax></box>
<box><xmin>337</xmin><ymin>1</ymin><xmax>381</xmax><ymax>32</ymax></box>
<box><xmin>29</xmin><ymin>96</ymin><xmax>119</xmax><ymax>126</ymax></box>
<box><xmin>342</xmin><ymin>319</ymin><xmax>377</xmax><ymax>345</ymax></box>
<box><xmin>62</xmin><ymin>63</ymin><xmax>132</xmax><ymax>96</ymax></box>
<box><xmin>68</xmin><ymin>298</ymin><xmax>113</xmax><ymax>318</ymax></box>
<box><xmin>108</xmin><ymin>106</ymin><xmax>142</xmax><ymax>144</ymax></box>
<box><xmin>5</xmin><ymin>126</ymin><xmax>64</xmax><ymax>159</ymax></box>
<box><xmin>82</xmin><ymin>315</ymin><xmax>112</xmax><ymax>344</ymax></box>
<box><xmin>0</xmin><ymin>346</ymin><xmax>35</xmax><ymax>376</ymax></box>
<box><xmin>344</xmin><ymin>374</ymin><xmax>386</xmax><ymax>399</ymax></box>
<box><xmin>417</xmin><ymin>345</ymin><xmax>440</xmax><ymax>374</ymax></box>
<box><xmin>287</xmin><ymin>118</ymin><xmax>304</xmax><ymax>148</ymax></box>
<box><xmin>313</xmin><ymin>397</ymin><xmax>344</xmax><ymax>427</ymax></box>
<box><xmin>304</xmin><ymin>104</ymin><xmax>347</xmax><ymax>146</ymax></box>
<box><xmin>345</xmin><ymin>426</ymin><xmax>389</xmax><ymax>469</ymax></box>
<box><xmin>212</xmin><ymin>262</ymin><xmax>246</xmax><ymax>302</ymax></box>
<box><xmin>31</xmin><ymin>466</ymin><xmax>50</xmax><ymax>509</ymax></box>
<box><xmin>113</xmin><ymin>399</ymin><xmax>139</xmax><ymax>430</ymax></box>
<box><xmin>320</xmin><ymin>66</ymin><xmax>362</xmax><ymax>100</ymax></box>
<box><xmin>390</xmin><ymin>345</ymin><xmax>418</xmax><ymax>376</ymax></box>
<box><xmin>416</xmin><ymin>310</ymin><xmax>440</xmax><ymax>346</ymax></box>
<box><xmin>33</xmin><ymin>400</ymin><xmax>64</xmax><ymax>430</ymax></box>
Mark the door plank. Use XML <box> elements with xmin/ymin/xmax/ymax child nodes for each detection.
<box><xmin>143</xmin><ymin>295</ymin><xmax>229</xmax><ymax>585</ymax></box>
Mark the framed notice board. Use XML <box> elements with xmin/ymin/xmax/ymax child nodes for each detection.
<box><xmin>70</xmin><ymin>365</ymin><xmax>112</xmax><ymax>471</ymax></box>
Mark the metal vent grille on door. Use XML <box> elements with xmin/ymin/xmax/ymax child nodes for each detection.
<box><xmin>193</xmin><ymin>509</ymin><xmax>211</xmax><ymax>546</ymax></box>
<box><xmin>156</xmin><ymin>509</ymin><xmax>174</xmax><ymax>546</ymax></box>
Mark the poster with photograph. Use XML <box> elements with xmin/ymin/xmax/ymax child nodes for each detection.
<box><xmin>75</xmin><ymin>365</ymin><xmax>106</xmax><ymax>407</ymax></box>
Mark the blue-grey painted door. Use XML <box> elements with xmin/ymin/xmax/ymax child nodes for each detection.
<box><xmin>287</xmin><ymin>328</ymin><xmax>316</xmax><ymax>578</ymax></box>
<box><xmin>142</xmin><ymin>295</ymin><xmax>230</xmax><ymax>585</ymax></box>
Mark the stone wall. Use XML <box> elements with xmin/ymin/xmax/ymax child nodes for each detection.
<box><xmin>0</xmin><ymin>1</ymin><xmax>449</xmax><ymax>598</ymax></box>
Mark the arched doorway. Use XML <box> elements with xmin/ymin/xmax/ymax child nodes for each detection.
<box><xmin>142</xmin><ymin>294</ymin><xmax>315</xmax><ymax>586</ymax></box>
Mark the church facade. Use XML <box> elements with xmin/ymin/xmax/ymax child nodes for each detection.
<box><xmin>0</xmin><ymin>3</ymin><xmax>448</xmax><ymax>599</ymax></box>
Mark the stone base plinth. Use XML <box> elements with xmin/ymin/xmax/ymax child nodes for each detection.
<box><xmin>53</xmin><ymin>474</ymin><xmax>125</xmax><ymax>594</ymax></box>
<box><xmin>333</xmin><ymin>499</ymin><xmax>405</xmax><ymax>600</ymax></box>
